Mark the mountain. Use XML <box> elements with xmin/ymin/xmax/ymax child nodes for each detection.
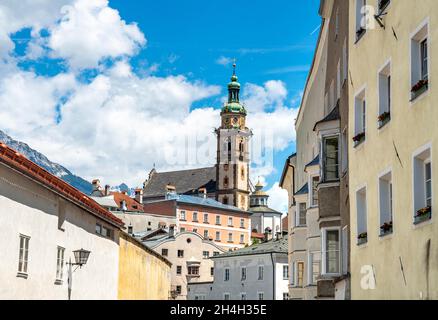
<box><xmin>0</xmin><ymin>129</ymin><xmax>93</xmax><ymax>195</ymax></box>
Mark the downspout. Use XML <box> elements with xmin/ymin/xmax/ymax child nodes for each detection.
<box><xmin>270</xmin><ymin>252</ymin><xmax>275</xmax><ymax>300</ymax></box>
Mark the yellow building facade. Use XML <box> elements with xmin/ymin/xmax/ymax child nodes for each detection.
<box><xmin>349</xmin><ymin>0</ymin><xmax>437</xmax><ymax>299</ymax></box>
<box><xmin>118</xmin><ymin>232</ymin><xmax>171</xmax><ymax>300</ymax></box>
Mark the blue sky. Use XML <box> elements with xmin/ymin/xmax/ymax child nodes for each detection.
<box><xmin>0</xmin><ymin>0</ymin><xmax>321</xmax><ymax>212</ymax></box>
<box><xmin>109</xmin><ymin>0</ymin><xmax>321</xmax><ymax>183</ymax></box>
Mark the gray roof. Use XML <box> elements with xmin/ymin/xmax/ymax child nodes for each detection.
<box><xmin>249</xmin><ymin>205</ymin><xmax>283</xmax><ymax>215</ymax></box>
<box><xmin>143</xmin><ymin>167</ymin><xmax>216</xmax><ymax>197</ymax></box>
<box><xmin>169</xmin><ymin>194</ymin><xmax>249</xmax><ymax>214</ymax></box>
<box><xmin>211</xmin><ymin>237</ymin><xmax>288</xmax><ymax>258</ymax></box>
<box><xmin>305</xmin><ymin>155</ymin><xmax>320</xmax><ymax>168</ymax></box>
<box><xmin>313</xmin><ymin>103</ymin><xmax>340</xmax><ymax>131</ymax></box>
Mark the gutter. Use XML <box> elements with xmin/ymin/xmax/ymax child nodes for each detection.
<box><xmin>270</xmin><ymin>252</ymin><xmax>276</xmax><ymax>300</ymax></box>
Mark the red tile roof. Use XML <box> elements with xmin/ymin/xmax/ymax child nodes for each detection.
<box><xmin>251</xmin><ymin>232</ymin><xmax>265</xmax><ymax>239</ymax></box>
<box><xmin>0</xmin><ymin>143</ymin><xmax>124</xmax><ymax>227</ymax></box>
<box><xmin>111</xmin><ymin>191</ymin><xmax>143</xmax><ymax>212</ymax></box>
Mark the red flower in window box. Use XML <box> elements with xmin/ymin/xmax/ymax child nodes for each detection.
<box><xmin>352</xmin><ymin>132</ymin><xmax>366</xmax><ymax>143</ymax></box>
<box><xmin>411</xmin><ymin>79</ymin><xmax>428</xmax><ymax>93</ymax></box>
<box><xmin>416</xmin><ymin>206</ymin><xmax>432</xmax><ymax>217</ymax></box>
<box><xmin>378</xmin><ymin>112</ymin><xmax>390</xmax><ymax>122</ymax></box>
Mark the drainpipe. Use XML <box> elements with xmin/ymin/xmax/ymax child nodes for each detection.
<box><xmin>270</xmin><ymin>252</ymin><xmax>275</xmax><ymax>300</ymax></box>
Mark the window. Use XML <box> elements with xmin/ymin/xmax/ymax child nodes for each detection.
<box><xmin>308</xmin><ymin>252</ymin><xmax>321</xmax><ymax>285</ymax></box>
<box><xmin>297</xmin><ymin>262</ymin><xmax>304</xmax><ymax>287</ymax></box>
<box><xmin>180</xmin><ymin>227</ymin><xmax>186</xmax><ymax>233</ymax></box>
<box><xmin>411</xmin><ymin>21</ymin><xmax>429</xmax><ymax>100</ymax></box>
<box><xmin>228</xmin><ymin>233</ymin><xmax>233</xmax><ymax>242</ymax></box>
<box><xmin>177</xmin><ymin>250</ymin><xmax>184</xmax><ymax>258</ymax></box>
<box><xmin>379</xmin><ymin>171</ymin><xmax>393</xmax><ymax>236</ymax></box>
<box><xmin>311</xmin><ymin>176</ymin><xmax>319</xmax><ymax>206</ymax></box>
<box><xmin>203</xmin><ymin>251</ymin><xmax>209</xmax><ymax>259</ymax></box>
<box><xmin>161</xmin><ymin>249</ymin><xmax>168</xmax><ymax>257</ymax></box>
<box><xmin>55</xmin><ymin>246</ymin><xmax>65</xmax><ymax>283</ymax></box>
<box><xmin>228</xmin><ymin>217</ymin><xmax>233</xmax><ymax>226</ymax></box>
<box><xmin>323</xmin><ymin>136</ymin><xmax>339</xmax><ymax>181</ymax></box>
<box><xmin>180</xmin><ymin>211</ymin><xmax>186</xmax><ymax>220</ymax></box>
<box><xmin>203</xmin><ymin>213</ymin><xmax>209</xmax><ymax>223</ymax></box>
<box><xmin>216</xmin><ymin>215</ymin><xmax>221</xmax><ymax>225</ymax></box>
<box><xmin>176</xmin><ymin>286</ymin><xmax>182</xmax><ymax>294</ymax></box>
<box><xmin>204</xmin><ymin>230</ymin><xmax>209</xmax><ymax>239</ymax></box>
<box><xmin>341</xmin><ymin>128</ymin><xmax>348</xmax><ymax>173</ymax></box>
<box><xmin>193</xmin><ymin>212</ymin><xmax>198</xmax><ymax>222</ymax></box>
<box><xmin>258</xmin><ymin>266</ymin><xmax>264</xmax><ymax>280</ymax></box>
<box><xmin>176</xmin><ymin>266</ymin><xmax>182</xmax><ymax>275</ymax></box>
<box><xmin>335</xmin><ymin>7</ymin><xmax>339</xmax><ymax>40</ymax></box>
<box><xmin>224</xmin><ymin>268</ymin><xmax>230</xmax><ymax>281</ymax></box>
<box><xmin>188</xmin><ymin>266</ymin><xmax>199</xmax><ymax>276</ymax></box>
<box><xmin>354</xmin><ymin>89</ymin><xmax>366</xmax><ymax>146</ymax></box>
<box><xmin>413</xmin><ymin>146</ymin><xmax>432</xmax><ymax>224</ymax></box>
<box><xmin>224</xmin><ymin>176</ymin><xmax>229</xmax><ymax>188</ymax></box>
<box><xmin>283</xmin><ymin>265</ymin><xmax>289</xmax><ymax>280</ymax></box>
<box><xmin>258</xmin><ymin>292</ymin><xmax>264</xmax><ymax>300</ymax></box>
<box><xmin>127</xmin><ymin>225</ymin><xmax>133</xmax><ymax>234</ymax></box>
<box><xmin>240</xmin><ymin>234</ymin><xmax>245</xmax><ymax>244</ymax></box>
<box><xmin>323</xmin><ymin>229</ymin><xmax>341</xmax><ymax>275</ymax></box>
<box><xmin>211</xmin><ymin>267</ymin><xmax>214</xmax><ymax>276</ymax></box>
<box><xmin>240</xmin><ymin>218</ymin><xmax>245</xmax><ymax>228</ymax></box>
<box><xmin>95</xmin><ymin>223</ymin><xmax>101</xmax><ymax>234</ymax></box>
<box><xmin>215</xmin><ymin>231</ymin><xmax>221</xmax><ymax>241</ymax></box>
<box><xmin>101</xmin><ymin>225</ymin><xmax>112</xmax><ymax>239</ymax></box>
<box><xmin>378</xmin><ymin>62</ymin><xmax>391</xmax><ymax>128</ymax></box>
<box><xmin>356</xmin><ymin>187</ymin><xmax>368</xmax><ymax>244</ymax></box>
<box><xmin>296</xmin><ymin>203</ymin><xmax>307</xmax><ymax>227</ymax></box>
<box><xmin>343</xmin><ymin>39</ymin><xmax>348</xmax><ymax>81</ymax></box>
<box><xmin>290</xmin><ymin>263</ymin><xmax>295</xmax><ymax>286</ymax></box>
<box><xmin>355</xmin><ymin>0</ymin><xmax>367</xmax><ymax>40</ymax></box>
<box><xmin>224</xmin><ymin>293</ymin><xmax>230</xmax><ymax>300</ymax></box>
<box><xmin>213</xmin><ymin>251</ymin><xmax>220</xmax><ymax>256</ymax></box>
<box><xmin>241</xmin><ymin>267</ymin><xmax>247</xmax><ymax>280</ymax></box>
<box><xmin>283</xmin><ymin>292</ymin><xmax>289</xmax><ymax>300</ymax></box>
<box><xmin>18</xmin><ymin>235</ymin><xmax>30</xmax><ymax>275</ymax></box>
<box><xmin>240</xmin><ymin>293</ymin><xmax>247</xmax><ymax>300</ymax></box>
<box><xmin>223</xmin><ymin>197</ymin><xmax>229</xmax><ymax>205</ymax></box>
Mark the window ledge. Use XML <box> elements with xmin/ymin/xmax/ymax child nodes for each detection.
<box><xmin>410</xmin><ymin>84</ymin><xmax>429</xmax><ymax>102</ymax></box>
<box><xmin>379</xmin><ymin>231</ymin><xmax>393</xmax><ymax>238</ymax></box>
<box><xmin>354</xmin><ymin>139</ymin><xmax>366</xmax><ymax>149</ymax></box>
<box><xmin>378</xmin><ymin>119</ymin><xmax>391</xmax><ymax>130</ymax></box>
<box><xmin>17</xmin><ymin>272</ymin><xmax>28</xmax><ymax>279</ymax></box>
<box><xmin>54</xmin><ymin>279</ymin><xmax>63</xmax><ymax>285</ymax></box>
<box><xmin>413</xmin><ymin>214</ymin><xmax>432</xmax><ymax>226</ymax></box>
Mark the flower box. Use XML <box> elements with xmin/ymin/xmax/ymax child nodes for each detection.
<box><xmin>380</xmin><ymin>221</ymin><xmax>393</xmax><ymax>236</ymax></box>
<box><xmin>411</xmin><ymin>79</ymin><xmax>428</xmax><ymax>101</ymax></box>
<box><xmin>357</xmin><ymin>232</ymin><xmax>368</xmax><ymax>245</ymax></box>
<box><xmin>353</xmin><ymin>132</ymin><xmax>366</xmax><ymax>147</ymax></box>
<box><xmin>414</xmin><ymin>206</ymin><xmax>432</xmax><ymax>224</ymax></box>
<box><xmin>378</xmin><ymin>112</ymin><xmax>391</xmax><ymax>128</ymax></box>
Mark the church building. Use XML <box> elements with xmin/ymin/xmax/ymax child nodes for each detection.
<box><xmin>143</xmin><ymin>64</ymin><xmax>252</xmax><ymax>211</ymax></box>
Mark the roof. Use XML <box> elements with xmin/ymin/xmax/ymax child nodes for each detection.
<box><xmin>212</xmin><ymin>237</ymin><xmax>288</xmax><ymax>259</ymax></box>
<box><xmin>282</xmin><ymin>216</ymin><xmax>288</xmax><ymax>232</ymax></box>
<box><xmin>251</xmin><ymin>232</ymin><xmax>265</xmax><ymax>239</ymax></box>
<box><xmin>305</xmin><ymin>155</ymin><xmax>320</xmax><ymax>168</ymax></box>
<box><xmin>143</xmin><ymin>167</ymin><xmax>216</xmax><ymax>198</ymax></box>
<box><xmin>0</xmin><ymin>143</ymin><xmax>124</xmax><ymax>227</ymax></box>
<box><xmin>111</xmin><ymin>191</ymin><xmax>143</xmax><ymax>212</ymax></box>
<box><xmin>143</xmin><ymin>231</ymin><xmax>226</xmax><ymax>252</ymax></box>
<box><xmin>90</xmin><ymin>195</ymin><xmax>118</xmax><ymax>208</ymax></box>
<box><xmin>313</xmin><ymin>103</ymin><xmax>340</xmax><ymax>131</ymax></box>
<box><xmin>167</xmin><ymin>193</ymin><xmax>250</xmax><ymax>214</ymax></box>
<box><xmin>249</xmin><ymin>206</ymin><xmax>283</xmax><ymax>215</ymax></box>
<box><xmin>279</xmin><ymin>153</ymin><xmax>296</xmax><ymax>188</ymax></box>
<box><xmin>294</xmin><ymin>183</ymin><xmax>309</xmax><ymax>196</ymax></box>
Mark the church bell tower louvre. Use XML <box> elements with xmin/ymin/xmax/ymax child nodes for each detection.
<box><xmin>215</xmin><ymin>62</ymin><xmax>252</xmax><ymax>211</ymax></box>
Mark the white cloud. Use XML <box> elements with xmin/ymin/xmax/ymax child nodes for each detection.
<box><xmin>48</xmin><ymin>0</ymin><xmax>146</xmax><ymax>70</ymax></box>
<box><xmin>266</xmin><ymin>182</ymin><xmax>288</xmax><ymax>214</ymax></box>
<box><xmin>216</xmin><ymin>56</ymin><xmax>232</xmax><ymax>66</ymax></box>
<box><xmin>0</xmin><ymin>0</ymin><xmax>299</xmax><ymax>191</ymax></box>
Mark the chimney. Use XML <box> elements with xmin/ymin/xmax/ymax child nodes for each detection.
<box><xmin>165</xmin><ymin>184</ymin><xmax>176</xmax><ymax>199</ymax></box>
<box><xmin>198</xmin><ymin>187</ymin><xmax>207</xmax><ymax>198</ymax></box>
<box><xmin>135</xmin><ymin>188</ymin><xmax>143</xmax><ymax>204</ymax></box>
<box><xmin>128</xmin><ymin>223</ymin><xmax>133</xmax><ymax>235</ymax></box>
<box><xmin>92</xmin><ymin>179</ymin><xmax>101</xmax><ymax>192</ymax></box>
<box><xmin>104</xmin><ymin>185</ymin><xmax>110</xmax><ymax>196</ymax></box>
<box><xmin>121</xmin><ymin>200</ymin><xmax>128</xmax><ymax>211</ymax></box>
<box><xmin>263</xmin><ymin>227</ymin><xmax>272</xmax><ymax>242</ymax></box>
<box><xmin>169</xmin><ymin>224</ymin><xmax>175</xmax><ymax>237</ymax></box>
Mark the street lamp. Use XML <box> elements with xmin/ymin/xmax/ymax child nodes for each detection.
<box><xmin>67</xmin><ymin>248</ymin><xmax>91</xmax><ymax>300</ymax></box>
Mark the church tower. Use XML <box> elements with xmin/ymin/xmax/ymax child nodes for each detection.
<box><xmin>215</xmin><ymin>63</ymin><xmax>252</xmax><ymax>210</ymax></box>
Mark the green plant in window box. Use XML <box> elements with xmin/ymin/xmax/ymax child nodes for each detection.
<box><xmin>357</xmin><ymin>232</ymin><xmax>368</xmax><ymax>245</ymax></box>
<box><xmin>415</xmin><ymin>206</ymin><xmax>432</xmax><ymax>224</ymax></box>
<box><xmin>380</xmin><ymin>221</ymin><xmax>393</xmax><ymax>235</ymax></box>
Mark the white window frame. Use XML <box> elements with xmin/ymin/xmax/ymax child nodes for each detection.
<box><xmin>224</xmin><ymin>268</ymin><xmax>230</xmax><ymax>281</ymax></box>
<box><xmin>216</xmin><ymin>215</ymin><xmax>221</xmax><ymax>225</ymax></box>
<box><xmin>321</xmin><ymin>227</ymin><xmax>341</xmax><ymax>276</ymax></box>
<box><xmin>215</xmin><ymin>231</ymin><xmax>221</xmax><ymax>241</ymax></box>
<box><xmin>378</xmin><ymin>168</ymin><xmax>393</xmax><ymax>235</ymax></box>
<box><xmin>55</xmin><ymin>246</ymin><xmax>65</xmax><ymax>283</ymax></box>
<box><xmin>203</xmin><ymin>213</ymin><xmax>209</xmax><ymax>223</ymax></box>
<box><xmin>296</xmin><ymin>202</ymin><xmax>307</xmax><ymax>227</ymax></box>
<box><xmin>258</xmin><ymin>265</ymin><xmax>264</xmax><ymax>280</ymax></box>
<box><xmin>412</xmin><ymin>143</ymin><xmax>433</xmax><ymax>221</ymax></box>
<box><xmin>425</xmin><ymin>160</ymin><xmax>432</xmax><ymax>207</ymax></box>
<box><xmin>309</xmin><ymin>175</ymin><xmax>319</xmax><ymax>207</ymax></box>
<box><xmin>180</xmin><ymin>210</ymin><xmax>186</xmax><ymax>220</ymax></box>
<box><xmin>410</xmin><ymin>18</ymin><xmax>430</xmax><ymax>102</ymax></box>
<box><xmin>18</xmin><ymin>234</ymin><xmax>30</xmax><ymax>276</ymax></box>
<box><xmin>228</xmin><ymin>217</ymin><xmax>233</xmax><ymax>226</ymax></box>
<box><xmin>377</xmin><ymin>59</ymin><xmax>392</xmax><ymax>126</ymax></box>
<box><xmin>283</xmin><ymin>265</ymin><xmax>289</xmax><ymax>280</ymax></box>
<box><xmin>240</xmin><ymin>218</ymin><xmax>245</xmax><ymax>228</ymax></box>
<box><xmin>192</xmin><ymin>211</ymin><xmax>198</xmax><ymax>222</ymax></box>
<box><xmin>356</xmin><ymin>185</ymin><xmax>368</xmax><ymax>244</ymax></box>
<box><xmin>322</xmin><ymin>134</ymin><xmax>340</xmax><ymax>181</ymax></box>
<box><xmin>204</xmin><ymin>230</ymin><xmax>209</xmax><ymax>239</ymax></box>
<box><xmin>241</xmin><ymin>267</ymin><xmax>247</xmax><ymax>281</ymax></box>
<box><xmin>354</xmin><ymin>86</ymin><xmax>367</xmax><ymax>143</ymax></box>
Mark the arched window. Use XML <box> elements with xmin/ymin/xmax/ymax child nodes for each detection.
<box><xmin>223</xmin><ymin>197</ymin><xmax>229</xmax><ymax>205</ymax></box>
<box><xmin>224</xmin><ymin>176</ymin><xmax>229</xmax><ymax>188</ymax></box>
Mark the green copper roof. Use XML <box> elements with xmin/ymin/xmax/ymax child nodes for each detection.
<box><xmin>222</xmin><ymin>102</ymin><xmax>246</xmax><ymax>114</ymax></box>
<box><xmin>222</xmin><ymin>62</ymin><xmax>246</xmax><ymax>114</ymax></box>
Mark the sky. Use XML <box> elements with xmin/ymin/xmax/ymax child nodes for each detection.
<box><xmin>0</xmin><ymin>0</ymin><xmax>321</xmax><ymax>213</ymax></box>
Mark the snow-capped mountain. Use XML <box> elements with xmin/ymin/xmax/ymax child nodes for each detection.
<box><xmin>0</xmin><ymin>129</ymin><xmax>93</xmax><ymax>194</ymax></box>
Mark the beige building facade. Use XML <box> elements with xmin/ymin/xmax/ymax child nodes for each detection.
<box><xmin>349</xmin><ymin>0</ymin><xmax>438</xmax><ymax>299</ymax></box>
